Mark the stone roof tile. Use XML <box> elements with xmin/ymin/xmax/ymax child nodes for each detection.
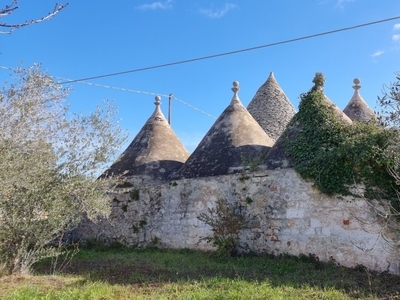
<box><xmin>101</xmin><ymin>96</ymin><xmax>190</xmax><ymax>181</ymax></box>
<box><xmin>343</xmin><ymin>78</ymin><xmax>377</xmax><ymax>122</ymax></box>
<box><xmin>247</xmin><ymin>72</ymin><xmax>296</xmax><ymax>141</ymax></box>
<box><xmin>173</xmin><ymin>81</ymin><xmax>274</xmax><ymax>179</ymax></box>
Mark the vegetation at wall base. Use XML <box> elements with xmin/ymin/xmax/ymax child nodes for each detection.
<box><xmin>283</xmin><ymin>73</ymin><xmax>398</xmax><ymax>204</ymax></box>
<box><xmin>1</xmin><ymin>247</ymin><xmax>399</xmax><ymax>299</ymax></box>
<box><xmin>197</xmin><ymin>198</ymin><xmax>253</xmax><ymax>257</ymax></box>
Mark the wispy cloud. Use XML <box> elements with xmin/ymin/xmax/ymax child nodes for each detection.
<box><xmin>370</xmin><ymin>23</ymin><xmax>400</xmax><ymax>60</ymax></box>
<box><xmin>199</xmin><ymin>3</ymin><xmax>238</xmax><ymax>19</ymax></box>
<box><xmin>392</xmin><ymin>25</ymin><xmax>400</xmax><ymax>43</ymax></box>
<box><xmin>318</xmin><ymin>0</ymin><xmax>355</xmax><ymax>9</ymax></box>
<box><xmin>136</xmin><ymin>0</ymin><xmax>173</xmax><ymax>11</ymax></box>
<box><xmin>371</xmin><ymin>50</ymin><xmax>385</xmax><ymax>58</ymax></box>
<box><xmin>336</xmin><ymin>0</ymin><xmax>355</xmax><ymax>8</ymax></box>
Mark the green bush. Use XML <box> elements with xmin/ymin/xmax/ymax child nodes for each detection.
<box><xmin>284</xmin><ymin>73</ymin><xmax>397</xmax><ymax>200</ymax></box>
<box><xmin>197</xmin><ymin>198</ymin><xmax>252</xmax><ymax>257</ymax></box>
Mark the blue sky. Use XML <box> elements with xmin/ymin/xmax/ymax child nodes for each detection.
<box><xmin>1</xmin><ymin>0</ymin><xmax>400</xmax><ymax>154</ymax></box>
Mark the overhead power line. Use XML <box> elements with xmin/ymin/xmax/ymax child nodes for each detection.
<box><xmin>59</xmin><ymin>15</ymin><xmax>400</xmax><ymax>85</ymax></box>
<box><xmin>0</xmin><ymin>65</ymin><xmax>217</xmax><ymax>119</ymax></box>
<box><xmin>55</xmin><ymin>75</ymin><xmax>218</xmax><ymax>119</ymax></box>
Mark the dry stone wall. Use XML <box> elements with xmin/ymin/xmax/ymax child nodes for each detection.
<box><xmin>77</xmin><ymin>168</ymin><xmax>400</xmax><ymax>274</ymax></box>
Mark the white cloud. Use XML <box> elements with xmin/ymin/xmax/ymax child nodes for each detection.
<box><xmin>136</xmin><ymin>0</ymin><xmax>173</xmax><ymax>11</ymax></box>
<box><xmin>199</xmin><ymin>3</ymin><xmax>238</xmax><ymax>19</ymax></box>
<box><xmin>370</xmin><ymin>24</ymin><xmax>400</xmax><ymax>58</ymax></box>
<box><xmin>318</xmin><ymin>0</ymin><xmax>355</xmax><ymax>7</ymax></box>
<box><xmin>371</xmin><ymin>50</ymin><xmax>385</xmax><ymax>58</ymax></box>
<box><xmin>335</xmin><ymin>0</ymin><xmax>355</xmax><ymax>8</ymax></box>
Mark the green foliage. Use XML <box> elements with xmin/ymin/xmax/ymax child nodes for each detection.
<box><xmin>3</xmin><ymin>248</ymin><xmax>399</xmax><ymax>299</ymax></box>
<box><xmin>245</xmin><ymin>196</ymin><xmax>253</xmax><ymax>204</ymax></box>
<box><xmin>147</xmin><ymin>236</ymin><xmax>160</xmax><ymax>250</ymax></box>
<box><xmin>115</xmin><ymin>181</ymin><xmax>133</xmax><ymax>188</ymax></box>
<box><xmin>0</xmin><ymin>65</ymin><xmax>127</xmax><ymax>275</ymax></box>
<box><xmin>241</xmin><ymin>155</ymin><xmax>263</xmax><ymax>172</ymax></box>
<box><xmin>197</xmin><ymin>198</ymin><xmax>252</xmax><ymax>257</ymax></box>
<box><xmin>284</xmin><ymin>73</ymin><xmax>397</xmax><ymax>199</ymax></box>
<box><xmin>377</xmin><ymin>71</ymin><xmax>400</xmax><ymax>128</ymax></box>
<box><xmin>129</xmin><ymin>190</ymin><xmax>140</xmax><ymax>201</ymax></box>
<box><xmin>80</xmin><ymin>239</ymin><xmax>125</xmax><ymax>252</ymax></box>
<box><xmin>132</xmin><ymin>225</ymin><xmax>139</xmax><ymax>233</ymax></box>
<box><xmin>239</xmin><ymin>175</ymin><xmax>250</xmax><ymax>182</ymax></box>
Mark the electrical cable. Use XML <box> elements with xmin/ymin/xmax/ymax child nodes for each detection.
<box><xmin>58</xmin><ymin>15</ymin><xmax>400</xmax><ymax>84</ymax></box>
<box><xmin>56</xmin><ymin>75</ymin><xmax>217</xmax><ymax>119</ymax></box>
<box><xmin>0</xmin><ymin>66</ymin><xmax>218</xmax><ymax>119</ymax></box>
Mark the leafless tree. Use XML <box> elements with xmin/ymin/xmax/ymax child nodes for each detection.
<box><xmin>0</xmin><ymin>1</ymin><xmax>68</xmax><ymax>34</ymax></box>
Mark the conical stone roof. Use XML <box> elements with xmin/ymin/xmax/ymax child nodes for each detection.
<box><xmin>343</xmin><ymin>78</ymin><xmax>376</xmax><ymax>122</ymax></box>
<box><xmin>173</xmin><ymin>81</ymin><xmax>274</xmax><ymax>179</ymax></box>
<box><xmin>101</xmin><ymin>96</ymin><xmax>190</xmax><ymax>181</ymax></box>
<box><xmin>247</xmin><ymin>72</ymin><xmax>296</xmax><ymax>142</ymax></box>
<box><xmin>263</xmin><ymin>122</ymin><xmax>298</xmax><ymax>170</ymax></box>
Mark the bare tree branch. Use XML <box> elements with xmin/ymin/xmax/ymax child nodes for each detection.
<box><xmin>0</xmin><ymin>1</ymin><xmax>18</xmax><ymax>17</ymax></box>
<box><xmin>0</xmin><ymin>1</ymin><xmax>69</xmax><ymax>34</ymax></box>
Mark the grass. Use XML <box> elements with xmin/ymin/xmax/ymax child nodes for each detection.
<box><xmin>1</xmin><ymin>246</ymin><xmax>399</xmax><ymax>299</ymax></box>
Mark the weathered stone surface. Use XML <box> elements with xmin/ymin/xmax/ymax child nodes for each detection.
<box><xmin>78</xmin><ymin>169</ymin><xmax>400</xmax><ymax>274</ymax></box>
<box><xmin>343</xmin><ymin>79</ymin><xmax>377</xmax><ymax>122</ymax></box>
<box><xmin>323</xmin><ymin>94</ymin><xmax>353</xmax><ymax>125</ymax></box>
<box><xmin>247</xmin><ymin>72</ymin><xmax>296</xmax><ymax>142</ymax></box>
<box><xmin>172</xmin><ymin>82</ymin><xmax>274</xmax><ymax>179</ymax></box>
<box><xmin>101</xmin><ymin>96</ymin><xmax>189</xmax><ymax>181</ymax></box>
<box><xmin>263</xmin><ymin>121</ymin><xmax>298</xmax><ymax>169</ymax></box>
<box><xmin>79</xmin><ymin>78</ymin><xmax>399</xmax><ymax>275</ymax></box>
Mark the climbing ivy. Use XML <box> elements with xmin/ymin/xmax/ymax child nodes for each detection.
<box><xmin>284</xmin><ymin>73</ymin><xmax>398</xmax><ymax>200</ymax></box>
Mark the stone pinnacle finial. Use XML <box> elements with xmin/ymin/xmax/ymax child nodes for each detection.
<box><xmin>155</xmin><ymin>95</ymin><xmax>161</xmax><ymax>106</ymax></box>
<box><xmin>352</xmin><ymin>78</ymin><xmax>361</xmax><ymax>92</ymax></box>
<box><xmin>269</xmin><ymin>72</ymin><xmax>275</xmax><ymax>79</ymax></box>
<box><xmin>231</xmin><ymin>81</ymin><xmax>240</xmax><ymax>102</ymax></box>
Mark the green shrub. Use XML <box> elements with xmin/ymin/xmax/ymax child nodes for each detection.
<box><xmin>197</xmin><ymin>198</ymin><xmax>252</xmax><ymax>257</ymax></box>
<box><xmin>284</xmin><ymin>73</ymin><xmax>397</xmax><ymax>200</ymax></box>
<box><xmin>130</xmin><ymin>189</ymin><xmax>140</xmax><ymax>201</ymax></box>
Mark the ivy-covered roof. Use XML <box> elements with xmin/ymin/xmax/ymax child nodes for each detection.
<box><xmin>264</xmin><ymin>73</ymin><xmax>353</xmax><ymax>170</ymax></box>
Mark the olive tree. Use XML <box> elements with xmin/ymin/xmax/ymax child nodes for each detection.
<box><xmin>0</xmin><ymin>1</ymin><xmax>68</xmax><ymax>34</ymax></box>
<box><xmin>378</xmin><ymin>72</ymin><xmax>400</xmax><ymax>187</ymax></box>
<box><xmin>378</xmin><ymin>72</ymin><xmax>400</xmax><ymax>128</ymax></box>
<box><xmin>353</xmin><ymin>72</ymin><xmax>400</xmax><ymax>252</ymax></box>
<box><xmin>0</xmin><ymin>65</ymin><xmax>126</xmax><ymax>275</ymax></box>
